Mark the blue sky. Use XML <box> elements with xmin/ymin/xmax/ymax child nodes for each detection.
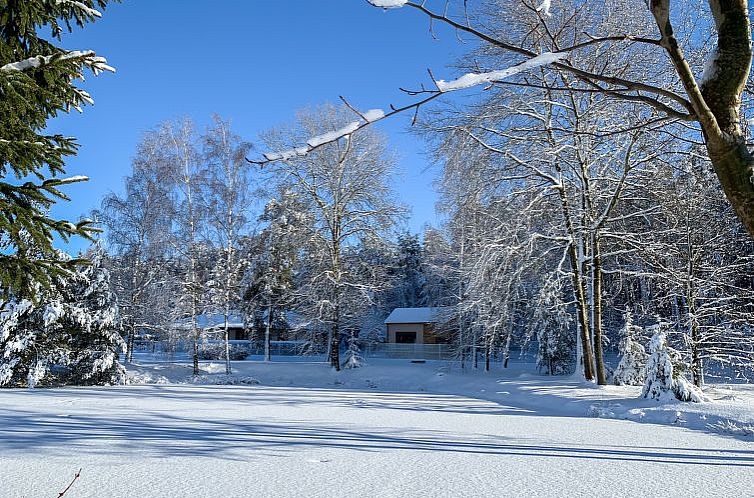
<box><xmin>46</xmin><ymin>0</ymin><xmax>468</xmax><ymax>252</ymax></box>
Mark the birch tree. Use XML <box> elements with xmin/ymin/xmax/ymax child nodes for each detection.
<box><xmin>203</xmin><ymin>117</ymin><xmax>255</xmax><ymax>374</ymax></box>
<box><xmin>97</xmin><ymin>133</ymin><xmax>173</xmax><ymax>362</ymax></box>
<box><xmin>160</xmin><ymin>119</ymin><xmax>208</xmax><ymax>376</ymax></box>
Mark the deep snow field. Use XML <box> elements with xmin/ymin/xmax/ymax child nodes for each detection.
<box><xmin>2</xmin><ymin>357</ymin><xmax>753</xmax><ymax>497</ymax></box>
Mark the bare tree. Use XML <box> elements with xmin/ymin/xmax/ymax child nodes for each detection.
<box><xmin>204</xmin><ymin>116</ymin><xmax>255</xmax><ymax>374</ymax></box>
<box><xmin>373</xmin><ymin>0</ymin><xmax>754</xmax><ymax>237</ymax></box>
<box><xmin>97</xmin><ymin>133</ymin><xmax>174</xmax><ymax>362</ymax></box>
<box><xmin>261</xmin><ymin>104</ymin><xmax>404</xmax><ymax>370</ymax></box>
<box><xmin>159</xmin><ymin>118</ymin><xmax>208</xmax><ymax>376</ymax></box>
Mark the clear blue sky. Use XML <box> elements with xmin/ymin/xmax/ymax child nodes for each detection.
<box><xmin>46</xmin><ymin>0</ymin><xmax>467</xmax><ymax>252</ymax></box>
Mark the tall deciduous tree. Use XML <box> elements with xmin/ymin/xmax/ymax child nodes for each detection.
<box><xmin>97</xmin><ymin>133</ymin><xmax>174</xmax><ymax>362</ymax></box>
<box><xmin>261</xmin><ymin>105</ymin><xmax>404</xmax><ymax>370</ymax></box>
<box><xmin>204</xmin><ymin>116</ymin><xmax>255</xmax><ymax>374</ymax></box>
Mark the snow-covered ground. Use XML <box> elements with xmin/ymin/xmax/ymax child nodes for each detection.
<box><xmin>2</xmin><ymin>358</ymin><xmax>753</xmax><ymax>497</ymax></box>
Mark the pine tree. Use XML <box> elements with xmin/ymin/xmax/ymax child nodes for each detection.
<box><xmin>0</xmin><ymin>0</ymin><xmax>116</xmax><ymax>297</ymax></box>
<box><xmin>243</xmin><ymin>192</ymin><xmax>300</xmax><ymax>362</ymax></box>
<box><xmin>641</xmin><ymin>324</ymin><xmax>706</xmax><ymax>403</ymax></box>
<box><xmin>613</xmin><ymin>311</ymin><xmax>648</xmax><ymax>386</ymax></box>
<box><xmin>0</xmin><ymin>245</ymin><xmax>126</xmax><ymax>387</ymax></box>
<box><xmin>531</xmin><ymin>277</ymin><xmax>576</xmax><ymax>376</ymax></box>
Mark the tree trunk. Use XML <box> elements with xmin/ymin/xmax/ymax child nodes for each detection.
<box><xmin>329</xmin><ymin>319</ymin><xmax>341</xmax><ymax>370</ymax></box>
<box><xmin>592</xmin><ymin>235</ymin><xmax>608</xmax><ymax>385</ymax></box>
<box><xmin>192</xmin><ymin>327</ymin><xmax>200</xmax><ymax>376</ymax></box>
<box><xmin>484</xmin><ymin>339</ymin><xmax>491</xmax><ymax>372</ymax></box>
<box><xmin>265</xmin><ymin>305</ymin><xmax>272</xmax><ymax>362</ymax></box>
<box><xmin>558</xmin><ymin>186</ymin><xmax>595</xmax><ymax>381</ymax></box>
<box><xmin>223</xmin><ymin>311</ymin><xmax>232</xmax><ymax>375</ymax></box>
<box><xmin>650</xmin><ymin>0</ymin><xmax>754</xmax><ymax>236</ymax></box>
<box><xmin>126</xmin><ymin>320</ymin><xmax>135</xmax><ymax>363</ymax></box>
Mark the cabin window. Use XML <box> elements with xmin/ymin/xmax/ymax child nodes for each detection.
<box><xmin>395</xmin><ymin>332</ymin><xmax>417</xmax><ymax>344</ymax></box>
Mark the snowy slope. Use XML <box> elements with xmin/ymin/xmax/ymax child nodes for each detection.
<box><xmin>1</xmin><ymin>359</ymin><xmax>753</xmax><ymax>497</ymax></box>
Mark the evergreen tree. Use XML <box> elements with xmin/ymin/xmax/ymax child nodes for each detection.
<box><xmin>388</xmin><ymin>233</ymin><xmax>426</xmax><ymax>308</ymax></box>
<box><xmin>613</xmin><ymin>311</ymin><xmax>648</xmax><ymax>386</ymax></box>
<box><xmin>243</xmin><ymin>192</ymin><xmax>300</xmax><ymax>361</ymax></box>
<box><xmin>0</xmin><ymin>245</ymin><xmax>126</xmax><ymax>387</ymax></box>
<box><xmin>531</xmin><ymin>277</ymin><xmax>576</xmax><ymax>376</ymax></box>
<box><xmin>0</xmin><ymin>0</ymin><xmax>116</xmax><ymax>297</ymax></box>
<box><xmin>641</xmin><ymin>324</ymin><xmax>705</xmax><ymax>403</ymax></box>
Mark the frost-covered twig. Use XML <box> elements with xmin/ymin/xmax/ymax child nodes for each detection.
<box><xmin>249</xmin><ymin>52</ymin><xmax>567</xmax><ymax>165</ymax></box>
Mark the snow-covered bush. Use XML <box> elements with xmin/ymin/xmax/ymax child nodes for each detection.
<box><xmin>342</xmin><ymin>333</ymin><xmax>365</xmax><ymax>369</ymax></box>
<box><xmin>531</xmin><ymin>278</ymin><xmax>575</xmax><ymax>375</ymax></box>
<box><xmin>613</xmin><ymin>311</ymin><xmax>648</xmax><ymax>386</ymax></box>
<box><xmin>641</xmin><ymin>325</ymin><xmax>706</xmax><ymax>402</ymax></box>
<box><xmin>0</xmin><ymin>250</ymin><xmax>126</xmax><ymax>388</ymax></box>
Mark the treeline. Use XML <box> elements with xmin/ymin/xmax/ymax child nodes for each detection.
<box><xmin>98</xmin><ymin>107</ymin><xmax>454</xmax><ymax>373</ymax></box>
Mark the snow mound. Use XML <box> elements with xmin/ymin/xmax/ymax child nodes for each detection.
<box><xmin>127</xmin><ymin>371</ymin><xmax>169</xmax><ymax>385</ymax></box>
<box><xmin>190</xmin><ymin>374</ymin><xmax>261</xmax><ymax>385</ymax></box>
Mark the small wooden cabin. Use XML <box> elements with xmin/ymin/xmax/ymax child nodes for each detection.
<box><xmin>384</xmin><ymin>307</ymin><xmax>446</xmax><ymax>344</ymax></box>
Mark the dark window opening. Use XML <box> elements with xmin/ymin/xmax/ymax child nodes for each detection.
<box><xmin>395</xmin><ymin>332</ymin><xmax>417</xmax><ymax>344</ymax></box>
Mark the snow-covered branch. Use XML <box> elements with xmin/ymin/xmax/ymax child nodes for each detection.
<box><xmin>1</xmin><ymin>50</ymin><xmax>115</xmax><ymax>75</ymax></box>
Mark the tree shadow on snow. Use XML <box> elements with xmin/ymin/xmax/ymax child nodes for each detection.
<box><xmin>0</xmin><ymin>405</ymin><xmax>753</xmax><ymax>468</ymax></box>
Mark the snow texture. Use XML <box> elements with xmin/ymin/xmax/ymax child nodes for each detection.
<box><xmin>384</xmin><ymin>307</ymin><xmax>444</xmax><ymax>324</ymax></box>
<box><xmin>367</xmin><ymin>0</ymin><xmax>408</xmax><ymax>8</ymax></box>
<box><xmin>2</xmin><ymin>358</ymin><xmax>753</xmax><ymax>497</ymax></box>
<box><xmin>435</xmin><ymin>52</ymin><xmax>568</xmax><ymax>92</ymax></box>
<box><xmin>1</xmin><ymin>50</ymin><xmax>114</xmax><ymax>75</ymax></box>
<box><xmin>362</xmin><ymin>108</ymin><xmax>385</xmax><ymax>122</ymax></box>
<box><xmin>56</xmin><ymin>0</ymin><xmax>102</xmax><ymax>18</ymax></box>
<box><xmin>536</xmin><ymin>0</ymin><xmax>553</xmax><ymax>16</ymax></box>
<box><xmin>306</xmin><ymin>121</ymin><xmax>360</xmax><ymax>148</ymax></box>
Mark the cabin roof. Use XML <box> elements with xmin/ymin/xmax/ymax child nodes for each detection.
<box><xmin>384</xmin><ymin>307</ymin><xmax>444</xmax><ymax>324</ymax></box>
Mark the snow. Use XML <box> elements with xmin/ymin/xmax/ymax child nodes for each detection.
<box><xmin>2</xmin><ymin>358</ymin><xmax>753</xmax><ymax>496</ymax></box>
<box><xmin>362</xmin><ymin>108</ymin><xmax>385</xmax><ymax>122</ymax></box>
<box><xmin>263</xmin><ymin>147</ymin><xmax>309</xmax><ymax>162</ymax></box>
<box><xmin>536</xmin><ymin>0</ymin><xmax>553</xmax><ymax>16</ymax></box>
<box><xmin>61</xmin><ymin>175</ymin><xmax>90</xmax><ymax>183</ymax></box>
<box><xmin>56</xmin><ymin>0</ymin><xmax>102</xmax><ymax>18</ymax></box>
<box><xmin>1</xmin><ymin>50</ymin><xmax>114</xmax><ymax>75</ymax></box>
<box><xmin>436</xmin><ymin>52</ymin><xmax>568</xmax><ymax>92</ymax></box>
<box><xmin>384</xmin><ymin>307</ymin><xmax>445</xmax><ymax>323</ymax></box>
<box><xmin>700</xmin><ymin>47</ymin><xmax>718</xmax><ymax>85</ymax></box>
<box><xmin>367</xmin><ymin>0</ymin><xmax>408</xmax><ymax>8</ymax></box>
<box><xmin>306</xmin><ymin>121</ymin><xmax>360</xmax><ymax>148</ymax></box>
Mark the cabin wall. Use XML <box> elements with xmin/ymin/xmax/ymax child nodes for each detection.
<box><xmin>387</xmin><ymin>323</ymin><xmax>424</xmax><ymax>344</ymax></box>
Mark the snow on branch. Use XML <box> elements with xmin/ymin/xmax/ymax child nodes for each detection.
<box><xmin>435</xmin><ymin>52</ymin><xmax>568</xmax><ymax>91</ymax></box>
<box><xmin>56</xmin><ymin>0</ymin><xmax>102</xmax><ymax>18</ymax></box>
<box><xmin>307</xmin><ymin>121</ymin><xmax>360</xmax><ymax>148</ymax></box>
<box><xmin>251</xmin><ymin>52</ymin><xmax>566</xmax><ymax>165</ymax></box>
<box><xmin>1</xmin><ymin>50</ymin><xmax>115</xmax><ymax>75</ymax></box>
<box><xmin>367</xmin><ymin>0</ymin><xmax>408</xmax><ymax>8</ymax></box>
<box><xmin>260</xmin><ymin>107</ymin><xmax>388</xmax><ymax>163</ymax></box>
<box><xmin>536</xmin><ymin>0</ymin><xmax>553</xmax><ymax>17</ymax></box>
